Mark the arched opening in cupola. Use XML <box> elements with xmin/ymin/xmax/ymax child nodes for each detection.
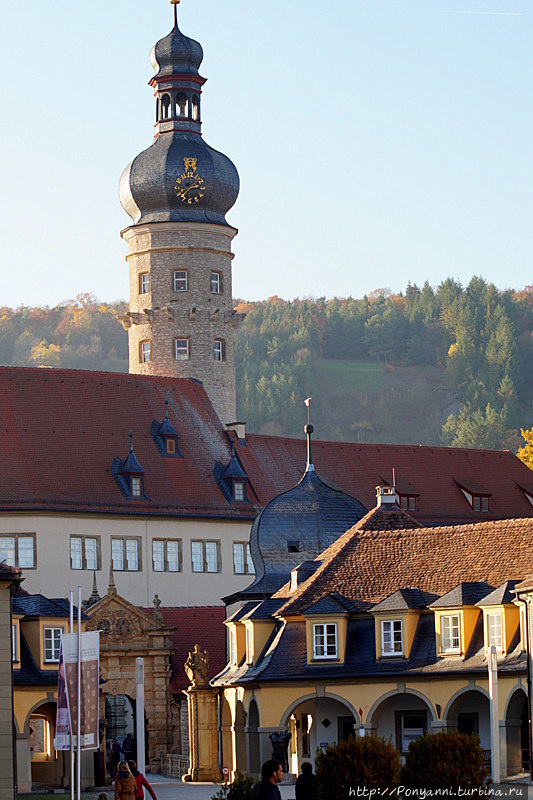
<box><xmin>192</xmin><ymin>95</ymin><xmax>199</xmax><ymax>121</ymax></box>
<box><xmin>176</xmin><ymin>92</ymin><xmax>188</xmax><ymax>118</ymax></box>
<box><xmin>161</xmin><ymin>94</ymin><xmax>171</xmax><ymax>120</ymax></box>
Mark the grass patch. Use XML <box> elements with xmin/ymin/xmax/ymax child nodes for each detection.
<box><xmin>318</xmin><ymin>359</ymin><xmax>383</xmax><ymax>392</ymax></box>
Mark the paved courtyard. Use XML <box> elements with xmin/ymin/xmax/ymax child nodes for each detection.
<box><xmin>135</xmin><ymin>774</ymin><xmax>296</xmax><ymax>799</ymax></box>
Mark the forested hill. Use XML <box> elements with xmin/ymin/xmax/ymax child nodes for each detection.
<box><xmin>1</xmin><ymin>279</ymin><xmax>533</xmax><ymax>450</ymax></box>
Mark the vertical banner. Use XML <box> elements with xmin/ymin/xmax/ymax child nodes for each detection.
<box><xmin>54</xmin><ymin>643</ymin><xmax>71</xmax><ymax>750</ymax></box>
<box><xmin>61</xmin><ymin>631</ymin><xmax>100</xmax><ymax>751</ymax></box>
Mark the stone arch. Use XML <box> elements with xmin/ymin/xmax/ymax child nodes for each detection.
<box><xmin>443</xmin><ymin>685</ymin><xmax>489</xmax><ymax>721</ymax></box>
<box><xmin>444</xmin><ymin>687</ymin><xmax>491</xmax><ymax>750</ymax></box>
<box><xmin>368</xmin><ymin>688</ymin><xmax>437</xmax><ymax>726</ymax></box>
<box><xmin>247</xmin><ymin>698</ymin><xmax>260</xmax><ymax>777</ymax></box>
<box><xmin>505</xmin><ymin>686</ymin><xmax>528</xmax><ymax>775</ymax></box>
<box><xmin>234</xmin><ymin>700</ymin><xmax>246</xmax><ymax>773</ymax></box>
<box><xmin>24</xmin><ymin>696</ymin><xmax>57</xmax><ymax>735</ymax></box>
<box><xmin>368</xmin><ymin>688</ymin><xmax>436</xmax><ymax>754</ymax></box>
<box><xmin>220</xmin><ymin>697</ymin><xmax>233</xmax><ymax>774</ymax></box>
<box><xmin>280</xmin><ymin>692</ymin><xmax>360</xmax><ymax>727</ymax></box>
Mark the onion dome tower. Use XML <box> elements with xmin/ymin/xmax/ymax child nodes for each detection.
<box><xmin>119</xmin><ymin>0</ymin><xmax>242</xmax><ymax>424</ymax></box>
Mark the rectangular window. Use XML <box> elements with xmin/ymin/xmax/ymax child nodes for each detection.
<box><xmin>175</xmin><ymin>338</ymin><xmax>190</xmax><ymax>361</ymax></box>
<box><xmin>44</xmin><ymin>627</ymin><xmax>63</xmax><ymax>663</ymax></box>
<box><xmin>152</xmin><ymin>539</ymin><xmax>182</xmax><ymax>572</ymax></box>
<box><xmin>0</xmin><ymin>534</ymin><xmax>36</xmax><ymax>569</ymax></box>
<box><xmin>488</xmin><ymin>612</ymin><xmax>503</xmax><ymax>651</ymax></box>
<box><xmin>233</xmin><ymin>542</ymin><xmax>254</xmax><ymax>575</ymax></box>
<box><xmin>400</xmin><ymin>496</ymin><xmax>417</xmax><ymax>511</ymax></box>
<box><xmin>191</xmin><ymin>540</ymin><xmax>221</xmax><ymax>573</ymax></box>
<box><xmin>441</xmin><ymin>614</ymin><xmax>460</xmax><ymax>653</ymax></box>
<box><xmin>234</xmin><ymin>481</ymin><xmax>245</xmax><ymax>502</ymax></box>
<box><xmin>166</xmin><ymin>439</ymin><xmax>176</xmax><ymax>455</ymax></box>
<box><xmin>131</xmin><ymin>477</ymin><xmax>142</xmax><ymax>497</ymax></box>
<box><xmin>396</xmin><ymin>711</ymin><xmax>427</xmax><ymax>754</ymax></box>
<box><xmin>230</xmin><ymin>629</ymin><xmax>237</xmax><ymax>665</ymax></box>
<box><xmin>139</xmin><ymin>272</ymin><xmax>150</xmax><ymax>294</ymax></box>
<box><xmin>214</xmin><ymin>339</ymin><xmax>225</xmax><ymax>362</ymax></box>
<box><xmin>12</xmin><ymin>624</ymin><xmax>17</xmax><ymax>662</ymax></box>
<box><xmin>382</xmin><ymin>619</ymin><xmax>403</xmax><ymax>655</ymax></box>
<box><xmin>173</xmin><ymin>270</ymin><xmax>188</xmax><ymax>292</ymax></box>
<box><xmin>313</xmin><ymin>623</ymin><xmax>337</xmax><ymax>659</ymax></box>
<box><xmin>112</xmin><ymin>538</ymin><xmax>141</xmax><ymax>572</ymax></box>
<box><xmin>246</xmin><ymin>626</ymin><xmax>253</xmax><ymax>664</ymax></box>
<box><xmin>70</xmin><ymin>536</ymin><xmax>100</xmax><ymax>571</ymax></box>
<box><xmin>520</xmin><ymin>605</ymin><xmax>527</xmax><ymax>650</ymax></box>
<box><xmin>140</xmin><ymin>340</ymin><xmax>151</xmax><ymax>363</ymax></box>
<box><xmin>210</xmin><ymin>271</ymin><xmax>222</xmax><ymax>294</ymax></box>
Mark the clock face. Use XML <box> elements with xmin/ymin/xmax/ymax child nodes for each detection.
<box><xmin>174</xmin><ymin>157</ymin><xmax>205</xmax><ymax>204</ymax></box>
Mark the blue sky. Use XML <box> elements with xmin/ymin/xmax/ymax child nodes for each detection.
<box><xmin>0</xmin><ymin>0</ymin><xmax>530</xmax><ymax>307</ymax></box>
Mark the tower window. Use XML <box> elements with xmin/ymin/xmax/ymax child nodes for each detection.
<box><xmin>161</xmin><ymin>94</ymin><xmax>171</xmax><ymax>120</ymax></box>
<box><xmin>214</xmin><ymin>339</ymin><xmax>225</xmax><ymax>362</ymax></box>
<box><xmin>139</xmin><ymin>340</ymin><xmax>151</xmax><ymax>364</ymax></box>
<box><xmin>211</xmin><ymin>271</ymin><xmax>223</xmax><ymax>294</ymax></box>
<box><xmin>173</xmin><ymin>270</ymin><xmax>188</xmax><ymax>292</ymax></box>
<box><xmin>176</xmin><ymin>92</ymin><xmax>188</xmax><ymax>118</ymax></box>
<box><xmin>139</xmin><ymin>272</ymin><xmax>150</xmax><ymax>294</ymax></box>
<box><xmin>175</xmin><ymin>338</ymin><xmax>190</xmax><ymax>361</ymax></box>
<box><xmin>192</xmin><ymin>95</ymin><xmax>199</xmax><ymax>121</ymax></box>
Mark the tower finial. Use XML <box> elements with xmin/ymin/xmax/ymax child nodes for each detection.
<box><xmin>170</xmin><ymin>0</ymin><xmax>180</xmax><ymax>27</ymax></box>
<box><xmin>108</xmin><ymin>560</ymin><xmax>117</xmax><ymax>595</ymax></box>
<box><xmin>304</xmin><ymin>398</ymin><xmax>314</xmax><ymax>473</ymax></box>
<box><xmin>129</xmin><ymin>431</ymin><xmax>134</xmax><ymax>452</ymax></box>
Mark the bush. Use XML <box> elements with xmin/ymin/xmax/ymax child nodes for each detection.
<box><xmin>315</xmin><ymin>735</ymin><xmax>401</xmax><ymax>798</ymax></box>
<box><xmin>401</xmin><ymin>731</ymin><xmax>487</xmax><ymax>790</ymax></box>
<box><xmin>211</xmin><ymin>771</ymin><xmax>258</xmax><ymax>800</ymax></box>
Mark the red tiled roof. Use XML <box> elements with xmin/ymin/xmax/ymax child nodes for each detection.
<box><xmin>144</xmin><ymin>606</ymin><xmax>226</xmax><ymax>693</ymax></box>
<box><xmin>236</xmin><ymin>433</ymin><xmax>533</xmax><ymax>524</ymax></box>
<box><xmin>277</xmin><ymin>516</ymin><xmax>533</xmax><ymax>616</ymax></box>
<box><xmin>1</xmin><ymin>366</ymin><xmax>533</xmax><ymax>524</ymax></box>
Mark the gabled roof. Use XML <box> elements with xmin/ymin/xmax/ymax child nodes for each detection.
<box><xmin>302</xmin><ymin>595</ymin><xmax>352</xmax><ymax>616</ymax></box>
<box><xmin>477</xmin><ymin>580</ymin><xmax>522</xmax><ymax>607</ymax></box>
<box><xmin>276</xmin><ymin>517</ymin><xmax>533</xmax><ymax>616</ymax></box>
<box><xmin>429</xmin><ymin>582</ymin><xmax>493</xmax><ymax>609</ymax></box>
<box><xmin>373</xmin><ymin>588</ymin><xmax>438</xmax><ymax>612</ymax></box>
<box><xmin>13</xmin><ymin>633</ymin><xmax>59</xmax><ymax>686</ymax></box>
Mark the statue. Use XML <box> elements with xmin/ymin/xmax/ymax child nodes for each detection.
<box><xmin>185</xmin><ymin>644</ymin><xmax>209</xmax><ymax>687</ymax></box>
<box><xmin>153</xmin><ymin>594</ymin><xmax>163</xmax><ymax>622</ymax></box>
<box><xmin>269</xmin><ymin>730</ymin><xmax>291</xmax><ymax>773</ymax></box>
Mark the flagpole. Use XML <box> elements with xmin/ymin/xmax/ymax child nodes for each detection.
<box><xmin>77</xmin><ymin>587</ymin><xmax>82</xmax><ymax>800</ymax></box>
<box><xmin>69</xmin><ymin>591</ymin><xmax>74</xmax><ymax>800</ymax></box>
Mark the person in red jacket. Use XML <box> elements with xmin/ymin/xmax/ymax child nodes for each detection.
<box><xmin>127</xmin><ymin>760</ymin><xmax>157</xmax><ymax>800</ymax></box>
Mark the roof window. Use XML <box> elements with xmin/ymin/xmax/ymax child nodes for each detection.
<box><xmin>112</xmin><ymin>433</ymin><xmax>147</xmax><ymax>501</ymax></box>
<box><xmin>151</xmin><ymin>400</ymin><xmax>182</xmax><ymax>458</ymax></box>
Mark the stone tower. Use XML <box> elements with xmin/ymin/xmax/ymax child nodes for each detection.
<box><xmin>119</xmin><ymin>2</ymin><xmax>242</xmax><ymax>424</ymax></box>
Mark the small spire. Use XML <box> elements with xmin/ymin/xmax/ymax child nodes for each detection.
<box><xmin>108</xmin><ymin>560</ymin><xmax>117</xmax><ymax>595</ymax></box>
<box><xmin>129</xmin><ymin>431</ymin><xmax>134</xmax><ymax>452</ymax></box>
<box><xmin>170</xmin><ymin>0</ymin><xmax>180</xmax><ymax>27</ymax></box>
<box><xmin>304</xmin><ymin>398</ymin><xmax>314</xmax><ymax>472</ymax></box>
<box><xmin>164</xmin><ymin>399</ymin><xmax>169</xmax><ymax>420</ymax></box>
<box><xmin>86</xmin><ymin>571</ymin><xmax>101</xmax><ymax>608</ymax></box>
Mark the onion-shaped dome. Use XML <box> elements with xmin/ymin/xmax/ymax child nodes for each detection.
<box><xmin>119</xmin><ymin>135</ymin><xmax>239</xmax><ymax>226</ymax></box>
<box><xmin>149</xmin><ymin>22</ymin><xmax>203</xmax><ymax>77</ymax></box>
<box><xmin>246</xmin><ymin>469</ymin><xmax>368</xmax><ymax>598</ymax></box>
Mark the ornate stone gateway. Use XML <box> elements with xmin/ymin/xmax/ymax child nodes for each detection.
<box><xmin>85</xmin><ymin>592</ymin><xmax>178</xmax><ymax>766</ymax></box>
<box><xmin>183</xmin><ymin>645</ymin><xmax>220</xmax><ymax>782</ymax></box>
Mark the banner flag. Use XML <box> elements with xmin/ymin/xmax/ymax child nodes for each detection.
<box><xmin>54</xmin><ymin>643</ymin><xmax>71</xmax><ymax>751</ymax></box>
<box><xmin>61</xmin><ymin>631</ymin><xmax>100</xmax><ymax>751</ymax></box>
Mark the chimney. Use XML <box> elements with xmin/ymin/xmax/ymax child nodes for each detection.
<box><xmin>226</xmin><ymin>421</ymin><xmax>246</xmax><ymax>441</ymax></box>
<box><xmin>376</xmin><ymin>485</ymin><xmax>398</xmax><ymax>508</ymax></box>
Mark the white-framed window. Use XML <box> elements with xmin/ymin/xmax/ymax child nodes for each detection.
<box><xmin>70</xmin><ymin>536</ymin><xmax>100</xmax><ymax>571</ymax></box>
<box><xmin>0</xmin><ymin>534</ymin><xmax>36</xmax><ymax>569</ymax></box>
<box><xmin>246</xmin><ymin>626</ymin><xmax>253</xmax><ymax>664</ymax></box>
<box><xmin>213</xmin><ymin>339</ymin><xmax>225</xmax><ymax>362</ymax></box>
<box><xmin>520</xmin><ymin>604</ymin><xmax>528</xmax><ymax>650</ymax></box>
<box><xmin>140</xmin><ymin>340</ymin><xmax>151</xmax><ymax>364</ymax></box>
<box><xmin>233</xmin><ymin>481</ymin><xmax>245</xmax><ymax>502</ymax></box>
<box><xmin>191</xmin><ymin>540</ymin><xmax>221</xmax><ymax>573</ymax></box>
<box><xmin>210</xmin><ymin>271</ymin><xmax>222</xmax><ymax>294</ymax></box>
<box><xmin>152</xmin><ymin>539</ymin><xmax>182</xmax><ymax>572</ymax></box>
<box><xmin>12</xmin><ymin>624</ymin><xmax>17</xmax><ymax>662</ymax></box>
<box><xmin>381</xmin><ymin>619</ymin><xmax>403</xmax><ymax>656</ymax></box>
<box><xmin>112</xmin><ymin>538</ymin><xmax>141</xmax><ymax>572</ymax></box>
<box><xmin>44</xmin><ymin>627</ymin><xmax>63</xmax><ymax>663</ymax></box>
<box><xmin>313</xmin><ymin>623</ymin><xmax>337</xmax><ymax>659</ymax></box>
<box><xmin>233</xmin><ymin>542</ymin><xmax>254</xmax><ymax>575</ymax></box>
<box><xmin>175</xmin><ymin>338</ymin><xmax>190</xmax><ymax>361</ymax></box>
<box><xmin>487</xmin><ymin>612</ymin><xmax>503</xmax><ymax>651</ymax></box>
<box><xmin>139</xmin><ymin>272</ymin><xmax>150</xmax><ymax>294</ymax></box>
<box><xmin>229</xmin><ymin>628</ymin><xmax>237</xmax><ymax>665</ymax></box>
<box><xmin>131</xmin><ymin>476</ymin><xmax>142</xmax><ymax>497</ymax></box>
<box><xmin>441</xmin><ymin>614</ymin><xmax>461</xmax><ymax>653</ymax></box>
<box><xmin>173</xmin><ymin>270</ymin><xmax>188</xmax><ymax>292</ymax></box>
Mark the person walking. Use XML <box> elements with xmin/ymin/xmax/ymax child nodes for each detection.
<box><xmin>109</xmin><ymin>738</ymin><xmax>122</xmax><ymax>779</ymax></box>
<box><xmin>295</xmin><ymin>761</ymin><xmax>318</xmax><ymax>800</ymax></box>
<box><xmin>255</xmin><ymin>759</ymin><xmax>283</xmax><ymax>800</ymax></box>
<box><xmin>128</xmin><ymin>760</ymin><xmax>157</xmax><ymax>800</ymax></box>
<box><xmin>122</xmin><ymin>733</ymin><xmax>135</xmax><ymax>761</ymax></box>
<box><xmin>114</xmin><ymin>760</ymin><xmax>136</xmax><ymax>800</ymax></box>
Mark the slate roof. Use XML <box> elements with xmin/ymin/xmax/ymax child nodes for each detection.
<box><xmin>429</xmin><ymin>582</ymin><xmax>493</xmax><ymax>609</ymax></box>
<box><xmin>477</xmin><ymin>580</ymin><xmax>522</xmax><ymax>607</ymax></box>
<box><xmin>13</xmin><ymin>633</ymin><xmax>58</xmax><ymax>687</ymax></box>
<box><xmin>12</xmin><ymin>594</ymin><xmax>88</xmax><ymax>619</ymax></box>
<box><xmin>373</xmin><ymin>588</ymin><xmax>438</xmax><ymax>612</ymax></box>
<box><xmin>143</xmin><ymin>606</ymin><xmax>226</xmax><ymax>693</ymax></box>
<box><xmin>1</xmin><ymin>366</ymin><xmax>533</xmax><ymax>526</ymax></box>
<box><xmin>276</xmin><ymin>516</ymin><xmax>533</xmax><ymax>616</ymax></box>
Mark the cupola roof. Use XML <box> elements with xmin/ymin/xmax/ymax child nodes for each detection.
<box><xmin>150</xmin><ymin>14</ymin><xmax>203</xmax><ymax>77</ymax></box>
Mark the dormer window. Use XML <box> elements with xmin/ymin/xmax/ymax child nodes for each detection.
<box><xmin>131</xmin><ymin>477</ymin><xmax>142</xmax><ymax>497</ymax></box>
<box><xmin>441</xmin><ymin>614</ymin><xmax>460</xmax><ymax>653</ymax></box>
<box><xmin>456</xmin><ymin>482</ymin><xmax>491</xmax><ymax>512</ymax></box>
<box><xmin>287</xmin><ymin>541</ymin><xmax>300</xmax><ymax>553</ymax></box>
<box><xmin>166</xmin><ymin>439</ymin><xmax>176</xmax><ymax>455</ymax></box>
<box><xmin>151</xmin><ymin>402</ymin><xmax>182</xmax><ymax>459</ymax></box>
<box><xmin>112</xmin><ymin>434</ymin><xmax>147</xmax><ymax>501</ymax></box>
<box><xmin>215</xmin><ymin>445</ymin><xmax>251</xmax><ymax>505</ymax></box>
<box><xmin>381</xmin><ymin>619</ymin><xmax>403</xmax><ymax>656</ymax></box>
<box><xmin>399</xmin><ymin>495</ymin><xmax>418</xmax><ymax>512</ymax></box>
<box><xmin>233</xmin><ymin>480</ymin><xmax>245</xmax><ymax>502</ymax></box>
<box><xmin>313</xmin><ymin>623</ymin><xmax>337</xmax><ymax>659</ymax></box>
<box><xmin>487</xmin><ymin>612</ymin><xmax>503</xmax><ymax>652</ymax></box>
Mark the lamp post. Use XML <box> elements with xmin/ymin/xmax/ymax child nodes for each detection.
<box><xmin>488</xmin><ymin>644</ymin><xmax>500</xmax><ymax>785</ymax></box>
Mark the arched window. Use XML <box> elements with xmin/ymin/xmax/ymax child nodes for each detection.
<box><xmin>176</xmin><ymin>92</ymin><xmax>188</xmax><ymax>118</ymax></box>
<box><xmin>192</xmin><ymin>95</ymin><xmax>199</xmax><ymax>121</ymax></box>
<box><xmin>161</xmin><ymin>94</ymin><xmax>171</xmax><ymax>120</ymax></box>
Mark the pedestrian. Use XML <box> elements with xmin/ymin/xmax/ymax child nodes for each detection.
<box><xmin>114</xmin><ymin>760</ymin><xmax>136</xmax><ymax>800</ymax></box>
<box><xmin>128</xmin><ymin>760</ymin><xmax>157</xmax><ymax>800</ymax></box>
<box><xmin>295</xmin><ymin>761</ymin><xmax>317</xmax><ymax>800</ymax></box>
<box><xmin>255</xmin><ymin>759</ymin><xmax>283</xmax><ymax>799</ymax></box>
<box><xmin>110</xmin><ymin>738</ymin><xmax>122</xmax><ymax>778</ymax></box>
<box><xmin>98</xmin><ymin>794</ymin><xmax>109</xmax><ymax>800</ymax></box>
<box><xmin>123</xmin><ymin>733</ymin><xmax>135</xmax><ymax>760</ymax></box>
